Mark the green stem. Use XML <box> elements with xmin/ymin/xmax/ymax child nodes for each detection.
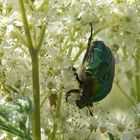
<box><xmin>67</xmin><ymin>44</ymin><xmax>73</xmax><ymax>57</ymax></box>
<box><xmin>92</xmin><ymin>26</ymin><xmax>109</xmax><ymax>37</ymax></box>
<box><xmin>40</xmin><ymin>92</ymin><xmax>51</xmax><ymax>107</ymax></box>
<box><xmin>37</xmin><ymin>24</ymin><xmax>47</xmax><ymax>51</ymax></box>
<box><xmin>31</xmin><ymin>55</ymin><xmax>41</xmax><ymax>139</ymax></box>
<box><xmin>33</xmin><ymin>25</ymin><xmax>37</xmax><ymax>48</ymax></box>
<box><xmin>50</xmin><ymin>92</ymin><xmax>63</xmax><ymax>140</ymax></box>
<box><xmin>135</xmin><ymin>58</ymin><xmax>140</xmax><ymax>102</ymax></box>
<box><xmin>18</xmin><ymin>1</ymin><xmax>44</xmax><ymax>139</ymax></box>
<box><xmin>114</xmin><ymin>81</ymin><xmax>134</xmax><ymax>104</ymax></box>
<box><xmin>72</xmin><ymin>47</ymin><xmax>85</xmax><ymax>64</ymax></box>
<box><xmin>31</xmin><ymin>52</ymin><xmax>41</xmax><ymax>140</ymax></box>
<box><xmin>18</xmin><ymin>0</ymin><xmax>34</xmax><ymax>55</ymax></box>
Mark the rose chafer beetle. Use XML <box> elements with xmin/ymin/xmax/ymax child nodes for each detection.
<box><xmin>66</xmin><ymin>23</ymin><xmax>115</xmax><ymax>115</ymax></box>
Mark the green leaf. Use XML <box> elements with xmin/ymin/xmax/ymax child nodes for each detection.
<box><xmin>0</xmin><ymin>86</ymin><xmax>32</xmax><ymax>139</ymax></box>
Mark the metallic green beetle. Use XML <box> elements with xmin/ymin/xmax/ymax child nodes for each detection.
<box><xmin>66</xmin><ymin>23</ymin><xmax>115</xmax><ymax>114</ymax></box>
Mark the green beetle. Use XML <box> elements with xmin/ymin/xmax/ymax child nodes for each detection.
<box><xmin>66</xmin><ymin>23</ymin><xmax>115</xmax><ymax>115</ymax></box>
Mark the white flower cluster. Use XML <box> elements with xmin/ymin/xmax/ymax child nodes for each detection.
<box><xmin>0</xmin><ymin>0</ymin><xmax>140</xmax><ymax>139</ymax></box>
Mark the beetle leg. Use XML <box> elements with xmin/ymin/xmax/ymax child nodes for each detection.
<box><xmin>72</xmin><ymin>67</ymin><xmax>82</xmax><ymax>84</ymax></box>
<box><xmin>66</xmin><ymin>89</ymin><xmax>80</xmax><ymax>102</ymax></box>
<box><xmin>87</xmin><ymin>106</ymin><xmax>93</xmax><ymax>116</ymax></box>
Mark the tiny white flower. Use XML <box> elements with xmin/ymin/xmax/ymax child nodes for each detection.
<box><xmin>121</xmin><ymin>131</ymin><xmax>135</xmax><ymax>140</ymax></box>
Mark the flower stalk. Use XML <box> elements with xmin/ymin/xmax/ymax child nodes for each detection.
<box><xmin>135</xmin><ymin>58</ymin><xmax>140</xmax><ymax>103</ymax></box>
<box><xmin>18</xmin><ymin>1</ymin><xmax>46</xmax><ymax>139</ymax></box>
<box><xmin>31</xmin><ymin>51</ymin><xmax>41</xmax><ymax>140</ymax></box>
<box><xmin>50</xmin><ymin>92</ymin><xmax>63</xmax><ymax>140</ymax></box>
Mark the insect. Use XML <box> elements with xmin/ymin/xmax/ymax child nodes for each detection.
<box><xmin>66</xmin><ymin>23</ymin><xmax>115</xmax><ymax>115</ymax></box>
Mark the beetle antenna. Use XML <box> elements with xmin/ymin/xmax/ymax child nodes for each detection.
<box><xmin>82</xmin><ymin>23</ymin><xmax>93</xmax><ymax>64</ymax></box>
<box><xmin>87</xmin><ymin>106</ymin><xmax>93</xmax><ymax>116</ymax></box>
<box><xmin>88</xmin><ymin>23</ymin><xmax>93</xmax><ymax>47</ymax></box>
